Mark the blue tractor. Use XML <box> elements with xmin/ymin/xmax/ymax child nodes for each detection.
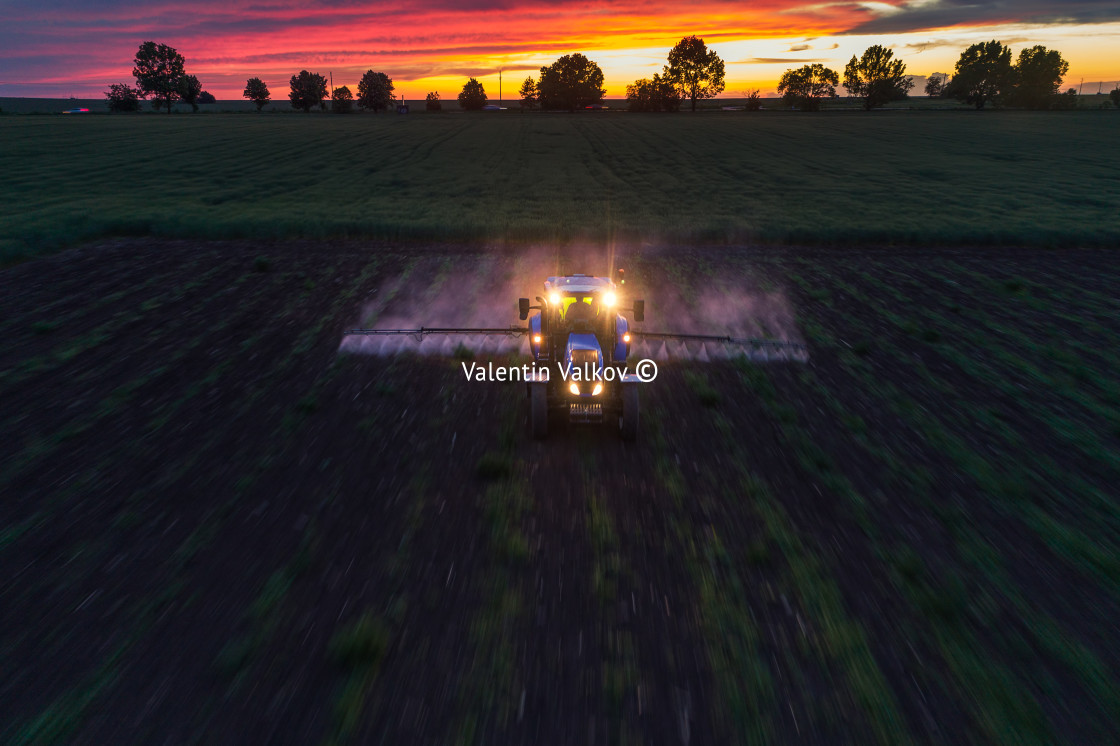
<box><xmin>517</xmin><ymin>272</ymin><xmax>645</xmax><ymax>441</ymax></box>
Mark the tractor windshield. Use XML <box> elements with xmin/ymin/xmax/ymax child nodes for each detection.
<box><xmin>559</xmin><ymin>294</ymin><xmax>600</xmax><ymax>323</ymax></box>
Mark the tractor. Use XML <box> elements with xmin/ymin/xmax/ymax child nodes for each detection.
<box><xmin>518</xmin><ymin>271</ymin><xmax>644</xmax><ymax>440</ymax></box>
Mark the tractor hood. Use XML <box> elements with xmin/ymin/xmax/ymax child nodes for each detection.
<box><xmin>564</xmin><ymin>332</ymin><xmax>603</xmax><ymax>374</ymax></box>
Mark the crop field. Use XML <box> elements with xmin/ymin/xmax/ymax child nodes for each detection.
<box><xmin>2</xmin><ymin>238</ymin><xmax>1118</xmax><ymax>744</ymax></box>
<box><xmin>2</xmin><ymin>111</ymin><xmax>1119</xmax><ymax>264</ymax></box>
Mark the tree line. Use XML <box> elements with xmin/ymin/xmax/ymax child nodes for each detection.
<box><xmin>106</xmin><ymin>38</ymin><xmax>1115</xmax><ymax>115</ymax></box>
<box><xmin>775</xmin><ymin>40</ymin><xmax>1082</xmax><ymax>111</ymax></box>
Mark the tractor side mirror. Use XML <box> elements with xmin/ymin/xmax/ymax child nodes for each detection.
<box><xmin>632</xmin><ymin>300</ymin><xmax>645</xmax><ymax>322</ymax></box>
<box><xmin>615</xmin><ymin>268</ymin><xmax>626</xmax><ymax>285</ymax></box>
<box><xmin>518</xmin><ymin>298</ymin><xmax>531</xmax><ymax>320</ymax></box>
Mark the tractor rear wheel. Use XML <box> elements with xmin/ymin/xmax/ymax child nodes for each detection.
<box><xmin>620</xmin><ymin>384</ymin><xmax>639</xmax><ymax>442</ymax></box>
<box><xmin>530</xmin><ymin>383</ymin><xmax>548</xmax><ymax>439</ymax></box>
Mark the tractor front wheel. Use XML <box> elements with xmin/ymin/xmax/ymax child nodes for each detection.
<box><xmin>530</xmin><ymin>383</ymin><xmax>548</xmax><ymax>439</ymax></box>
<box><xmin>620</xmin><ymin>384</ymin><xmax>639</xmax><ymax>442</ymax></box>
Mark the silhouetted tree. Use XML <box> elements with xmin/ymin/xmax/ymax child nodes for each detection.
<box><xmin>537</xmin><ymin>54</ymin><xmax>605</xmax><ymax>111</ymax></box>
<box><xmin>198</xmin><ymin>91</ymin><xmax>216</xmax><ymax>104</ymax></box>
<box><xmin>105</xmin><ymin>83</ymin><xmax>142</xmax><ymax>112</ymax></box>
<box><xmin>777</xmin><ymin>63</ymin><xmax>838</xmax><ymax>111</ymax></box>
<box><xmin>664</xmin><ymin>36</ymin><xmax>724</xmax><ymax>111</ymax></box>
<box><xmin>458</xmin><ymin>78</ymin><xmax>488</xmax><ymax>110</ymax></box>
<box><xmin>947</xmin><ymin>40</ymin><xmax>1013</xmax><ymax>109</ymax></box>
<box><xmin>425</xmin><ymin>91</ymin><xmax>442</xmax><ymax>111</ymax></box>
<box><xmin>243</xmin><ymin>78</ymin><xmax>270</xmax><ymax>111</ymax></box>
<box><xmin>745</xmin><ymin>89</ymin><xmax>762</xmax><ymax>110</ymax></box>
<box><xmin>332</xmin><ymin>85</ymin><xmax>354</xmax><ymax>113</ymax></box>
<box><xmin>843</xmin><ymin>45</ymin><xmax>912</xmax><ymax>110</ymax></box>
<box><xmin>924</xmin><ymin>72</ymin><xmax>950</xmax><ymax>97</ymax></box>
<box><xmin>289</xmin><ymin>70</ymin><xmax>327</xmax><ymax>112</ymax></box>
<box><xmin>1111</xmin><ymin>88</ymin><xmax>1120</xmax><ymax>107</ymax></box>
<box><xmin>519</xmin><ymin>76</ymin><xmax>538</xmax><ymax>110</ymax></box>
<box><xmin>357</xmin><ymin>70</ymin><xmax>394</xmax><ymax>112</ymax></box>
<box><xmin>1010</xmin><ymin>46</ymin><xmax>1069</xmax><ymax>109</ymax></box>
<box><xmin>625</xmin><ymin>74</ymin><xmax>680</xmax><ymax>111</ymax></box>
<box><xmin>179</xmin><ymin>74</ymin><xmax>202</xmax><ymax>112</ymax></box>
<box><xmin>133</xmin><ymin>41</ymin><xmax>186</xmax><ymax>114</ymax></box>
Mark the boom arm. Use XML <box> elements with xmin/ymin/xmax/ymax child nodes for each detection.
<box><xmin>345</xmin><ymin>326</ymin><xmax>530</xmax><ymax>340</ymax></box>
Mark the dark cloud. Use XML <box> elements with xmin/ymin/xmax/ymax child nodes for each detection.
<box><xmin>902</xmin><ymin>35</ymin><xmax>1031</xmax><ymax>53</ymax></box>
<box><xmin>844</xmin><ymin>0</ymin><xmax>1120</xmax><ymax>35</ymax></box>
<box><xmin>788</xmin><ymin>43</ymin><xmax>811</xmax><ymax>51</ymax></box>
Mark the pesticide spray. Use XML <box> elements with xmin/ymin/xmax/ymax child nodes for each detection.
<box><xmin>338</xmin><ymin>248</ymin><xmax>808</xmax><ymax>363</ymax></box>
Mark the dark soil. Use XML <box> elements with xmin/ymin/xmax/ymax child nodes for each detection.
<box><xmin>2</xmin><ymin>239</ymin><xmax>1118</xmax><ymax>745</ymax></box>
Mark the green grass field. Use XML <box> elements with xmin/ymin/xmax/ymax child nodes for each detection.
<box><xmin>2</xmin><ymin>110</ymin><xmax>1117</xmax><ymax>262</ymax></box>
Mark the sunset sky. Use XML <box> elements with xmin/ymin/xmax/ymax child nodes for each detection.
<box><xmin>2</xmin><ymin>1</ymin><xmax>1118</xmax><ymax>100</ymax></box>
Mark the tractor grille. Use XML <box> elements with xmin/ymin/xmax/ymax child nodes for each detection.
<box><xmin>569</xmin><ymin>403</ymin><xmax>603</xmax><ymax>422</ymax></box>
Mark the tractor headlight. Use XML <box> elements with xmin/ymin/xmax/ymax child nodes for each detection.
<box><xmin>569</xmin><ymin>382</ymin><xmax>580</xmax><ymax>396</ymax></box>
<box><xmin>623</xmin><ymin>333</ymin><xmax>631</xmax><ymax>343</ymax></box>
<box><xmin>532</xmin><ymin>334</ymin><xmax>541</xmax><ymax>345</ymax></box>
<box><xmin>549</xmin><ymin>292</ymin><xmax>561</xmax><ymax>305</ymax></box>
<box><xmin>592</xmin><ymin>383</ymin><xmax>603</xmax><ymax>396</ymax></box>
<box><xmin>603</xmin><ymin>291</ymin><xmax>617</xmax><ymax>307</ymax></box>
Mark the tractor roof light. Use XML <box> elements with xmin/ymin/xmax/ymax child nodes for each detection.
<box><xmin>569</xmin><ymin>382</ymin><xmax>580</xmax><ymax>396</ymax></box>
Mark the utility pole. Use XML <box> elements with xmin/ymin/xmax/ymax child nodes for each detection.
<box><xmin>1078</xmin><ymin>77</ymin><xmax>1083</xmax><ymax>95</ymax></box>
<box><xmin>499</xmin><ymin>68</ymin><xmax>502</xmax><ymax>107</ymax></box>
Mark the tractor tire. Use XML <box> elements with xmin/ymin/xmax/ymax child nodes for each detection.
<box><xmin>620</xmin><ymin>384</ymin><xmax>639</xmax><ymax>442</ymax></box>
<box><xmin>530</xmin><ymin>383</ymin><xmax>548</xmax><ymax>439</ymax></box>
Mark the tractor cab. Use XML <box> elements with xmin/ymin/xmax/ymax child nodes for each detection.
<box><xmin>518</xmin><ymin>272</ymin><xmax>645</xmax><ymax>440</ymax></box>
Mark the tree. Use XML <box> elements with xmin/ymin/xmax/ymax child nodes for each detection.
<box><xmin>133</xmin><ymin>41</ymin><xmax>186</xmax><ymax>114</ymax></box>
<box><xmin>178</xmin><ymin>74</ymin><xmax>202</xmax><ymax>112</ymax></box>
<box><xmin>105</xmin><ymin>83</ymin><xmax>141</xmax><ymax>112</ymax></box>
<box><xmin>664</xmin><ymin>36</ymin><xmax>725</xmax><ymax>111</ymax></box>
<box><xmin>425</xmin><ymin>91</ymin><xmax>441</xmax><ymax>111</ymax></box>
<box><xmin>289</xmin><ymin>70</ymin><xmax>327</xmax><ymax>112</ymax></box>
<box><xmin>745</xmin><ymin>89</ymin><xmax>763</xmax><ymax>111</ymax></box>
<box><xmin>458</xmin><ymin>78</ymin><xmax>488</xmax><ymax>110</ymax></box>
<box><xmin>777</xmin><ymin>64</ymin><xmax>838</xmax><ymax>111</ymax></box>
<box><xmin>243</xmin><ymin>78</ymin><xmax>270</xmax><ymax>111</ymax></box>
<box><xmin>518</xmin><ymin>77</ymin><xmax>538</xmax><ymax>110</ymax></box>
<box><xmin>1111</xmin><ymin>88</ymin><xmax>1120</xmax><ymax>108</ymax></box>
<box><xmin>924</xmin><ymin>72</ymin><xmax>950</xmax><ymax>97</ymax></box>
<box><xmin>1011</xmin><ymin>46</ymin><xmax>1069</xmax><ymax>109</ymax></box>
<box><xmin>947</xmin><ymin>40</ymin><xmax>1013</xmax><ymax>109</ymax></box>
<box><xmin>331</xmin><ymin>85</ymin><xmax>354</xmax><ymax>113</ymax></box>
<box><xmin>537</xmin><ymin>53</ymin><xmax>605</xmax><ymax>111</ymax></box>
<box><xmin>357</xmin><ymin>70</ymin><xmax>394</xmax><ymax>112</ymax></box>
<box><xmin>198</xmin><ymin>91</ymin><xmax>216</xmax><ymax>105</ymax></box>
<box><xmin>625</xmin><ymin>74</ymin><xmax>680</xmax><ymax>112</ymax></box>
<box><xmin>843</xmin><ymin>45</ymin><xmax>913</xmax><ymax>110</ymax></box>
